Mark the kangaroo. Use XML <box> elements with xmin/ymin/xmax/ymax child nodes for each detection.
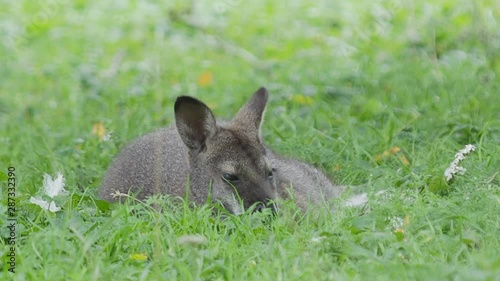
<box><xmin>100</xmin><ymin>87</ymin><xmax>344</xmax><ymax>214</ymax></box>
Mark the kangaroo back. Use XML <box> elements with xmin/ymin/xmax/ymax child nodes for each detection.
<box><xmin>269</xmin><ymin>152</ymin><xmax>345</xmax><ymax>210</ymax></box>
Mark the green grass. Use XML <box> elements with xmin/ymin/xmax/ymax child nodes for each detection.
<box><xmin>1</xmin><ymin>0</ymin><xmax>499</xmax><ymax>280</ymax></box>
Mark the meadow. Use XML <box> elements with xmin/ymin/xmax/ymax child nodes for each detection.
<box><xmin>0</xmin><ymin>0</ymin><xmax>499</xmax><ymax>280</ymax></box>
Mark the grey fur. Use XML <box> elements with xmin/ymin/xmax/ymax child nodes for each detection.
<box><xmin>99</xmin><ymin>87</ymin><xmax>344</xmax><ymax>214</ymax></box>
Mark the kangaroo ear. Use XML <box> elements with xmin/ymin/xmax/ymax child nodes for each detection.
<box><xmin>232</xmin><ymin>87</ymin><xmax>269</xmax><ymax>138</ymax></box>
<box><xmin>175</xmin><ymin>96</ymin><xmax>217</xmax><ymax>152</ymax></box>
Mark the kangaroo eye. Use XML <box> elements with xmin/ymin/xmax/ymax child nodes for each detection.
<box><xmin>222</xmin><ymin>173</ymin><xmax>239</xmax><ymax>182</ymax></box>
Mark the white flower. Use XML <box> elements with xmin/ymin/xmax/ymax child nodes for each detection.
<box><xmin>43</xmin><ymin>172</ymin><xmax>68</xmax><ymax>198</ymax></box>
<box><xmin>444</xmin><ymin>144</ymin><xmax>476</xmax><ymax>181</ymax></box>
<box><xmin>388</xmin><ymin>216</ymin><xmax>404</xmax><ymax>229</ymax></box>
<box><xmin>29</xmin><ymin>172</ymin><xmax>68</xmax><ymax>212</ymax></box>
<box><xmin>29</xmin><ymin>197</ymin><xmax>61</xmax><ymax>212</ymax></box>
<box><xmin>102</xmin><ymin>133</ymin><xmax>112</xmax><ymax>142</ymax></box>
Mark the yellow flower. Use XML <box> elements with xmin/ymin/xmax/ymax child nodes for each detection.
<box><xmin>197</xmin><ymin>71</ymin><xmax>213</xmax><ymax>87</ymax></box>
<box><xmin>92</xmin><ymin>122</ymin><xmax>110</xmax><ymax>141</ymax></box>
<box><xmin>130</xmin><ymin>253</ymin><xmax>148</xmax><ymax>262</ymax></box>
<box><xmin>291</xmin><ymin>94</ymin><xmax>313</xmax><ymax>105</ymax></box>
<box><xmin>374</xmin><ymin>146</ymin><xmax>410</xmax><ymax>166</ymax></box>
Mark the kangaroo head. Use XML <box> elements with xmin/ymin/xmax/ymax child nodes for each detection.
<box><xmin>174</xmin><ymin>87</ymin><xmax>277</xmax><ymax>214</ymax></box>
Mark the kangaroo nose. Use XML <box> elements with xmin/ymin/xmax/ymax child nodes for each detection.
<box><xmin>254</xmin><ymin>202</ymin><xmax>266</xmax><ymax>212</ymax></box>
